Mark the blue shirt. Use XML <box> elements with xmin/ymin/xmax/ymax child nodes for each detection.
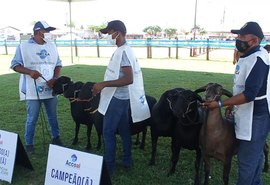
<box><xmin>113</xmin><ymin>49</ymin><xmax>131</xmax><ymax>100</ymax></box>
<box><xmin>241</xmin><ymin>46</ymin><xmax>269</xmax><ymax>115</ymax></box>
<box><xmin>10</xmin><ymin>38</ymin><xmax>62</xmax><ymax>69</ymax></box>
<box><xmin>10</xmin><ymin>38</ymin><xmax>62</xmax><ymax>95</ymax></box>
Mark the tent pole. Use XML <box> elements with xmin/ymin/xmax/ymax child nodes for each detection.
<box><xmin>69</xmin><ymin>0</ymin><xmax>74</xmax><ymax>63</ymax></box>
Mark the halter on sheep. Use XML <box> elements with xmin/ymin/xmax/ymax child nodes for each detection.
<box><xmin>195</xmin><ymin>82</ymin><xmax>269</xmax><ymax>185</ymax></box>
<box><xmin>195</xmin><ymin>82</ymin><xmax>236</xmax><ymax>185</ymax></box>
<box><xmin>78</xmin><ymin>81</ymin><xmax>157</xmax><ymax>150</ymax></box>
<box><xmin>52</xmin><ymin>76</ymin><xmax>102</xmax><ymax>150</ymax></box>
<box><xmin>150</xmin><ymin>88</ymin><xmax>203</xmax><ymax>185</ymax></box>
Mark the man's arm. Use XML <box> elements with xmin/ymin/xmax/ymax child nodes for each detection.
<box><xmin>13</xmin><ymin>65</ymin><xmax>41</xmax><ymax>79</ymax></box>
<box><xmin>92</xmin><ymin>66</ymin><xmax>133</xmax><ymax>96</ymax></box>
<box><xmin>47</xmin><ymin>66</ymin><xmax>62</xmax><ymax>88</ymax></box>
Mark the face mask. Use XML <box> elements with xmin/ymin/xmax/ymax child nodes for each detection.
<box><xmin>43</xmin><ymin>32</ymin><xmax>52</xmax><ymax>42</ymax></box>
<box><xmin>235</xmin><ymin>39</ymin><xmax>250</xmax><ymax>53</ymax></box>
<box><xmin>106</xmin><ymin>32</ymin><xmax>119</xmax><ymax>45</ymax></box>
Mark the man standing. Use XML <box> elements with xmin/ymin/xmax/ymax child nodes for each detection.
<box><xmin>264</xmin><ymin>44</ymin><xmax>270</xmax><ymax>53</ymax></box>
<box><xmin>92</xmin><ymin>20</ymin><xmax>150</xmax><ymax>175</ymax></box>
<box><xmin>11</xmin><ymin>21</ymin><xmax>63</xmax><ymax>154</ymax></box>
<box><xmin>203</xmin><ymin>22</ymin><xmax>270</xmax><ymax>185</ymax></box>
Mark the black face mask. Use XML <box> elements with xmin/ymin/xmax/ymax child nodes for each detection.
<box><xmin>235</xmin><ymin>39</ymin><xmax>250</xmax><ymax>53</ymax></box>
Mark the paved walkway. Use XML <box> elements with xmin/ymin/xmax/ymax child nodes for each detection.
<box><xmin>0</xmin><ymin>52</ymin><xmax>236</xmax><ymax>76</ymax></box>
<box><xmin>75</xmin><ymin>57</ymin><xmax>235</xmax><ymax>74</ymax></box>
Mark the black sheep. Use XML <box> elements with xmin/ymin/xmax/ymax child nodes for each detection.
<box><xmin>52</xmin><ymin>76</ymin><xmax>101</xmax><ymax>150</ymax></box>
<box><xmin>149</xmin><ymin>88</ymin><xmax>203</xmax><ymax>185</ymax></box>
<box><xmin>78</xmin><ymin>81</ymin><xmax>157</xmax><ymax>149</ymax></box>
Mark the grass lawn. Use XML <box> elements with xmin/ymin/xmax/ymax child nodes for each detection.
<box><xmin>0</xmin><ymin>64</ymin><xmax>269</xmax><ymax>185</ymax></box>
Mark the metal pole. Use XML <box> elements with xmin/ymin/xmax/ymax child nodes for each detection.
<box><xmin>192</xmin><ymin>0</ymin><xmax>198</xmax><ymax>57</ymax></box>
<box><xmin>69</xmin><ymin>0</ymin><xmax>74</xmax><ymax>63</ymax></box>
<box><xmin>193</xmin><ymin>0</ymin><xmax>197</xmax><ymax>40</ymax></box>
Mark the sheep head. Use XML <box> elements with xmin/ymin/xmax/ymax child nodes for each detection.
<box><xmin>78</xmin><ymin>82</ymin><xmax>96</xmax><ymax>100</ymax></box>
<box><xmin>167</xmin><ymin>89</ymin><xmax>202</xmax><ymax>122</ymax></box>
<box><xmin>52</xmin><ymin>76</ymin><xmax>72</xmax><ymax>96</ymax></box>
<box><xmin>195</xmin><ymin>83</ymin><xmax>233</xmax><ymax>101</ymax></box>
<box><xmin>77</xmin><ymin>82</ymin><xmax>100</xmax><ymax>111</ymax></box>
<box><xmin>63</xmin><ymin>81</ymin><xmax>84</xmax><ymax>99</ymax></box>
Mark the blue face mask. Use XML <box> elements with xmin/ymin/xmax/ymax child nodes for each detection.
<box><xmin>235</xmin><ymin>39</ymin><xmax>250</xmax><ymax>53</ymax></box>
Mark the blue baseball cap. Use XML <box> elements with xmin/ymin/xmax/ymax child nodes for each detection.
<box><xmin>33</xmin><ymin>21</ymin><xmax>56</xmax><ymax>32</ymax></box>
<box><xmin>100</xmin><ymin>20</ymin><xmax>126</xmax><ymax>34</ymax></box>
<box><xmin>231</xmin><ymin>22</ymin><xmax>264</xmax><ymax>40</ymax></box>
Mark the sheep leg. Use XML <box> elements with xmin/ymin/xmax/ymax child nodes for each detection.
<box><xmin>95</xmin><ymin>129</ymin><xmax>102</xmax><ymax>150</ymax></box>
<box><xmin>72</xmin><ymin>123</ymin><xmax>80</xmax><ymax>145</ymax></box>
<box><xmin>263</xmin><ymin>143</ymin><xmax>269</xmax><ymax>172</ymax></box>
<box><xmin>198</xmin><ymin>150</ymin><xmax>204</xmax><ymax>185</ymax></box>
<box><xmin>85</xmin><ymin>123</ymin><xmax>92</xmax><ymax>150</ymax></box>
<box><xmin>134</xmin><ymin>133</ymin><xmax>140</xmax><ymax>145</ymax></box>
<box><xmin>139</xmin><ymin>127</ymin><xmax>147</xmax><ymax>150</ymax></box>
<box><xmin>149</xmin><ymin>131</ymin><xmax>158</xmax><ymax>165</ymax></box>
<box><xmin>93</xmin><ymin>113</ymin><xmax>103</xmax><ymax>150</ymax></box>
<box><xmin>203</xmin><ymin>157</ymin><xmax>210</xmax><ymax>185</ymax></box>
<box><xmin>222</xmin><ymin>157</ymin><xmax>232</xmax><ymax>185</ymax></box>
<box><xmin>168</xmin><ymin>137</ymin><xmax>180</xmax><ymax>176</ymax></box>
<box><xmin>194</xmin><ymin>149</ymin><xmax>201</xmax><ymax>185</ymax></box>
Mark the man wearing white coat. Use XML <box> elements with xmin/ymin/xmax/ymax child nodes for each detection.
<box><xmin>203</xmin><ymin>22</ymin><xmax>270</xmax><ymax>185</ymax></box>
<box><xmin>10</xmin><ymin>21</ymin><xmax>63</xmax><ymax>154</ymax></box>
<box><xmin>92</xmin><ymin>20</ymin><xmax>150</xmax><ymax>175</ymax></box>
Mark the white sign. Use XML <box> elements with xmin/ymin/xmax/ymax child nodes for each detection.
<box><xmin>45</xmin><ymin>144</ymin><xmax>103</xmax><ymax>185</ymax></box>
<box><xmin>0</xmin><ymin>130</ymin><xmax>18</xmax><ymax>183</ymax></box>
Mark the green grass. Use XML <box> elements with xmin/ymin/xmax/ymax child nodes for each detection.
<box><xmin>0</xmin><ymin>65</ymin><xmax>269</xmax><ymax>185</ymax></box>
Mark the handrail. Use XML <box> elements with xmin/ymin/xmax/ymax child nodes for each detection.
<box><xmin>1</xmin><ymin>39</ymin><xmax>268</xmax><ymax>49</ymax></box>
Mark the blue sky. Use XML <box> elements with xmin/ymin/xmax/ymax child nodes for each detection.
<box><xmin>1</xmin><ymin>0</ymin><xmax>270</xmax><ymax>33</ymax></box>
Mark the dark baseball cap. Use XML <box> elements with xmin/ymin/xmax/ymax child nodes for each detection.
<box><xmin>231</xmin><ymin>22</ymin><xmax>264</xmax><ymax>39</ymax></box>
<box><xmin>33</xmin><ymin>21</ymin><xmax>56</xmax><ymax>32</ymax></box>
<box><xmin>99</xmin><ymin>20</ymin><xmax>126</xmax><ymax>34</ymax></box>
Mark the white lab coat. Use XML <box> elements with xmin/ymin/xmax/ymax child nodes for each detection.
<box><xmin>19</xmin><ymin>41</ymin><xmax>58</xmax><ymax>100</ymax></box>
<box><xmin>98</xmin><ymin>44</ymin><xmax>150</xmax><ymax>123</ymax></box>
<box><xmin>233</xmin><ymin>47</ymin><xmax>270</xmax><ymax>141</ymax></box>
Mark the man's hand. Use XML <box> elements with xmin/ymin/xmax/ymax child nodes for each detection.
<box><xmin>47</xmin><ymin>78</ymin><xmax>56</xmax><ymax>89</ymax></box>
<box><xmin>200</xmin><ymin>101</ymin><xmax>218</xmax><ymax>109</ymax></box>
<box><xmin>29</xmin><ymin>70</ymin><xmax>41</xmax><ymax>79</ymax></box>
<box><xmin>92</xmin><ymin>82</ymin><xmax>106</xmax><ymax>96</ymax></box>
<box><xmin>225</xmin><ymin>106</ymin><xmax>233</xmax><ymax>117</ymax></box>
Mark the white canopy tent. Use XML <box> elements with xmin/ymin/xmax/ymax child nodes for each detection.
<box><xmin>48</xmin><ymin>0</ymin><xmax>96</xmax><ymax>63</ymax></box>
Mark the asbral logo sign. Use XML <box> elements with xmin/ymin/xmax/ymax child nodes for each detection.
<box><xmin>65</xmin><ymin>154</ymin><xmax>81</xmax><ymax>169</ymax></box>
<box><xmin>36</xmin><ymin>49</ymin><xmax>50</xmax><ymax>59</ymax></box>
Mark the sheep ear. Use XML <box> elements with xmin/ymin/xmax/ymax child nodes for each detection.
<box><xmin>167</xmin><ymin>88</ymin><xmax>180</xmax><ymax>97</ymax></box>
<box><xmin>195</xmin><ymin>82</ymin><xmax>216</xmax><ymax>93</ymax></box>
<box><xmin>222</xmin><ymin>89</ymin><xmax>233</xmax><ymax>98</ymax></box>
<box><xmin>194</xmin><ymin>92</ymin><xmax>203</xmax><ymax>102</ymax></box>
<box><xmin>60</xmin><ymin>76</ymin><xmax>72</xmax><ymax>84</ymax></box>
<box><xmin>194</xmin><ymin>86</ymin><xmax>206</xmax><ymax>93</ymax></box>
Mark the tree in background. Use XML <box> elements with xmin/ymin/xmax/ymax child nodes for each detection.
<box><xmin>87</xmin><ymin>24</ymin><xmax>107</xmax><ymax>32</ymax></box>
<box><xmin>65</xmin><ymin>21</ymin><xmax>76</xmax><ymax>28</ymax></box>
<box><xmin>191</xmin><ymin>25</ymin><xmax>206</xmax><ymax>39</ymax></box>
<box><xmin>164</xmin><ymin>28</ymin><xmax>177</xmax><ymax>39</ymax></box>
<box><xmin>143</xmin><ymin>25</ymin><xmax>162</xmax><ymax>38</ymax></box>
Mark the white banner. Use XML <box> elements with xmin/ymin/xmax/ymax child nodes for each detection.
<box><xmin>45</xmin><ymin>144</ymin><xmax>103</xmax><ymax>185</ymax></box>
<box><xmin>0</xmin><ymin>130</ymin><xmax>18</xmax><ymax>183</ymax></box>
